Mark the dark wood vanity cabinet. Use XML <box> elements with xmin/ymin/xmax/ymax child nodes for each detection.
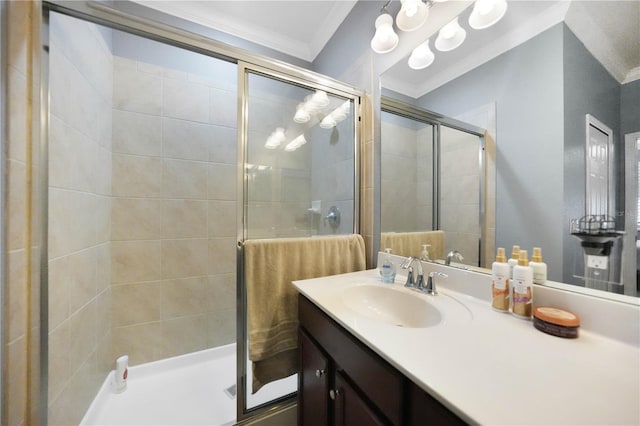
<box><xmin>298</xmin><ymin>294</ymin><xmax>467</xmax><ymax>426</ymax></box>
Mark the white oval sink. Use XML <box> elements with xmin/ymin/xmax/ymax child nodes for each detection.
<box><xmin>342</xmin><ymin>285</ymin><xmax>442</xmax><ymax>328</ymax></box>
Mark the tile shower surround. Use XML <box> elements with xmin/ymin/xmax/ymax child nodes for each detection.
<box><xmin>4</xmin><ymin>4</ymin><xmax>376</xmax><ymax>425</ymax></box>
<box><xmin>381</xmin><ymin>118</ymin><xmax>481</xmax><ymax>264</ymax></box>
<box><xmin>47</xmin><ymin>13</ymin><xmax>114</xmax><ymax>426</ymax></box>
<box><xmin>46</xmin><ymin>13</ymin><xmax>238</xmax><ymax>424</ymax></box>
<box><xmin>109</xmin><ymin>55</ymin><xmax>237</xmax><ymax>367</ymax></box>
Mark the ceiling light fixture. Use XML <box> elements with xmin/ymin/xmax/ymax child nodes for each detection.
<box><xmin>370</xmin><ymin>2</ymin><xmax>399</xmax><ymax>54</ymax></box>
<box><xmin>469</xmin><ymin>0</ymin><xmax>508</xmax><ymax>30</ymax></box>
<box><xmin>396</xmin><ymin>0</ymin><xmax>429</xmax><ymax>32</ymax></box>
<box><xmin>435</xmin><ymin>17</ymin><xmax>466</xmax><ymax>51</ymax></box>
<box><xmin>408</xmin><ymin>40</ymin><xmax>435</xmax><ymax>69</ymax></box>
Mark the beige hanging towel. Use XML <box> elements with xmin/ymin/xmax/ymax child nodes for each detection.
<box><xmin>244</xmin><ymin>234</ymin><xmax>366</xmax><ymax>393</ymax></box>
<box><xmin>380</xmin><ymin>230</ymin><xmax>445</xmax><ymax>260</ymax></box>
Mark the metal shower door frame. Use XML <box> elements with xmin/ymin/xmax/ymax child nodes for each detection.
<box><xmin>235</xmin><ymin>61</ymin><xmax>362</xmax><ymax>421</ymax></box>
<box><xmin>38</xmin><ymin>1</ymin><xmax>363</xmax><ymax>424</ymax></box>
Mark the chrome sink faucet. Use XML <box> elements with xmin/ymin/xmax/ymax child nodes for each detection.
<box><xmin>400</xmin><ymin>256</ymin><xmax>425</xmax><ymax>290</ymax></box>
<box><xmin>445</xmin><ymin>250</ymin><xmax>464</xmax><ymax>266</ymax></box>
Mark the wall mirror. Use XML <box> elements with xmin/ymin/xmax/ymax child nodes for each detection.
<box><xmin>380</xmin><ymin>98</ymin><xmax>493</xmax><ymax>270</ymax></box>
<box><xmin>379</xmin><ymin>0</ymin><xmax>640</xmax><ymax>301</ymax></box>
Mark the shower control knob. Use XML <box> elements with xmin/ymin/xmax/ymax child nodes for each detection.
<box><xmin>315</xmin><ymin>369</ymin><xmax>325</xmax><ymax>378</ymax></box>
<box><xmin>329</xmin><ymin>389</ymin><xmax>340</xmax><ymax>400</ymax></box>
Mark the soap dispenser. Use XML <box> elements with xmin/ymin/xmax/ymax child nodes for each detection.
<box><xmin>420</xmin><ymin>244</ymin><xmax>431</xmax><ymax>261</ymax></box>
<box><xmin>512</xmin><ymin>250</ymin><xmax>533</xmax><ymax>319</ymax></box>
<box><xmin>379</xmin><ymin>248</ymin><xmax>396</xmax><ymax>284</ymax></box>
<box><xmin>508</xmin><ymin>245</ymin><xmax>520</xmax><ymax>279</ymax></box>
<box><xmin>530</xmin><ymin>247</ymin><xmax>547</xmax><ymax>285</ymax></box>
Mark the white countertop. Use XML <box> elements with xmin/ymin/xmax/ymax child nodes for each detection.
<box><xmin>293</xmin><ymin>269</ymin><xmax>640</xmax><ymax>426</ymax></box>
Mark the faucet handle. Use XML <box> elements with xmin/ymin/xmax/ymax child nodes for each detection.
<box><xmin>424</xmin><ymin>271</ymin><xmax>448</xmax><ymax>295</ymax></box>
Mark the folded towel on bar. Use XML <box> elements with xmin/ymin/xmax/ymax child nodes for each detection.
<box><xmin>244</xmin><ymin>234</ymin><xmax>366</xmax><ymax>393</ymax></box>
<box><xmin>380</xmin><ymin>230</ymin><xmax>445</xmax><ymax>260</ymax></box>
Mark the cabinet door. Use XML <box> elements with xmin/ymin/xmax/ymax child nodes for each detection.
<box><xmin>332</xmin><ymin>371</ymin><xmax>387</xmax><ymax>426</ymax></box>
<box><xmin>299</xmin><ymin>330</ymin><xmax>330</xmax><ymax>426</ymax></box>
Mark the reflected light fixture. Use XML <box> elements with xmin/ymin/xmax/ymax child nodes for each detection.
<box><xmin>294</xmin><ymin>103</ymin><xmax>310</xmax><ymax>123</ymax></box>
<box><xmin>396</xmin><ymin>0</ymin><xmax>429</xmax><ymax>32</ymax></box>
<box><xmin>408</xmin><ymin>40</ymin><xmax>435</xmax><ymax>69</ymax></box>
<box><xmin>469</xmin><ymin>0</ymin><xmax>508</xmax><ymax>29</ymax></box>
<box><xmin>370</xmin><ymin>11</ymin><xmax>399</xmax><ymax>54</ymax></box>
<box><xmin>320</xmin><ymin>100</ymin><xmax>351</xmax><ymax>129</ymax></box>
<box><xmin>265</xmin><ymin>127</ymin><xmax>286</xmax><ymax>149</ymax></box>
<box><xmin>435</xmin><ymin>17</ymin><xmax>466</xmax><ymax>51</ymax></box>
<box><xmin>284</xmin><ymin>134</ymin><xmax>307</xmax><ymax>152</ymax></box>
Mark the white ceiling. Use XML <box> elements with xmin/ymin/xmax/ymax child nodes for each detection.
<box><xmin>132</xmin><ymin>0</ymin><xmax>640</xmax><ymax>96</ymax></box>
<box><xmin>131</xmin><ymin>0</ymin><xmax>357</xmax><ymax>62</ymax></box>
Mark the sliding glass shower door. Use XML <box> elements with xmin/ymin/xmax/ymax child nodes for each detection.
<box><xmin>380</xmin><ymin>98</ymin><xmax>487</xmax><ymax>267</ymax></box>
<box><xmin>238</xmin><ymin>66</ymin><xmax>359</xmax><ymax>415</ymax></box>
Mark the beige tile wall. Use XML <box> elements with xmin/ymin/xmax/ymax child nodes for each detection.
<box><xmin>440</xmin><ymin>126</ymin><xmax>482</xmax><ymax>266</ymax></box>
<box><xmin>245</xmin><ymin>83</ymin><xmax>312</xmax><ymax>239</ymax></box>
<box><xmin>310</xmin><ymin>106</ymin><xmax>357</xmax><ymax>236</ymax></box>
<box><xmin>380</xmin><ymin>116</ymin><xmax>420</xmax><ymax>232</ymax></box>
<box><xmin>110</xmin><ymin>55</ymin><xmax>236</xmax><ymax>366</ymax></box>
<box><xmin>5</xmin><ymin>2</ymin><xmax>33</xmax><ymax>425</ymax></box>
<box><xmin>47</xmin><ymin>13</ymin><xmax>114</xmax><ymax>426</ymax></box>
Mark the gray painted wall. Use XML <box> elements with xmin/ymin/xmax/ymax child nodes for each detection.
<box><xmin>562</xmin><ymin>25</ymin><xmax>622</xmax><ymax>285</ymax></box>
<box><xmin>621</xmin><ymin>80</ymin><xmax>640</xmax><ymax>137</ymax></box>
<box><xmin>416</xmin><ymin>24</ymin><xmax>565</xmax><ymax>281</ymax></box>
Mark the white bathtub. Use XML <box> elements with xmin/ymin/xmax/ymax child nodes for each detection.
<box><xmin>80</xmin><ymin>344</ymin><xmax>297</xmax><ymax>425</ymax></box>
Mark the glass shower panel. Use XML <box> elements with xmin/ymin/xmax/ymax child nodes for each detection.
<box><xmin>243</xmin><ymin>72</ymin><xmax>356</xmax><ymax>411</ymax></box>
<box><xmin>380</xmin><ymin>110</ymin><xmax>434</xmax><ymax>232</ymax></box>
<box><xmin>439</xmin><ymin>126</ymin><xmax>482</xmax><ymax>266</ymax></box>
<box><xmin>245</xmin><ymin>73</ymin><xmax>355</xmax><ymax>239</ymax></box>
<box><xmin>47</xmin><ymin>11</ymin><xmax>238</xmax><ymax>425</ymax></box>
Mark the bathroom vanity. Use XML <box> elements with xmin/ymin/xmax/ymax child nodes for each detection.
<box><xmin>298</xmin><ymin>295</ymin><xmax>463</xmax><ymax>425</ymax></box>
<box><xmin>293</xmin><ymin>262</ymin><xmax>640</xmax><ymax>425</ymax></box>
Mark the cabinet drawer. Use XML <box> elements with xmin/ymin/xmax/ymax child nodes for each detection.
<box><xmin>299</xmin><ymin>295</ymin><xmax>403</xmax><ymax>425</ymax></box>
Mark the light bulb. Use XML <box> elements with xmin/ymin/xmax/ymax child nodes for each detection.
<box><xmin>405</xmin><ymin>2</ymin><xmax>418</xmax><ymax>17</ymax></box>
<box><xmin>396</xmin><ymin>0</ymin><xmax>428</xmax><ymax>32</ymax></box>
<box><xmin>477</xmin><ymin>0</ymin><xmax>493</xmax><ymax>15</ymax></box>
<box><xmin>435</xmin><ymin>17</ymin><xmax>466</xmax><ymax>51</ymax></box>
<box><xmin>408</xmin><ymin>40</ymin><xmax>435</xmax><ymax>70</ymax></box>
<box><xmin>320</xmin><ymin>115</ymin><xmax>337</xmax><ymax>129</ymax></box>
<box><xmin>469</xmin><ymin>0</ymin><xmax>508</xmax><ymax>29</ymax></box>
<box><xmin>294</xmin><ymin>103</ymin><xmax>310</xmax><ymax>123</ymax></box>
<box><xmin>371</xmin><ymin>13</ymin><xmax>399</xmax><ymax>53</ymax></box>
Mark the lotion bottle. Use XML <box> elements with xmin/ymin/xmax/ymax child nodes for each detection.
<box><xmin>491</xmin><ymin>248</ymin><xmax>510</xmax><ymax>312</ymax></box>
<box><xmin>507</xmin><ymin>245</ymin><xmax>520</xmax><ymax>279</ymax></box>
<box><xmin>379</xmin><ymin>248</ymin><xmax>396</xmax><ymax>284</ymax></box>
<box><xmin>512</xmin><ymin>250</ymin><xmax>533</xmax><ymax>319</ymax></box>
<box><xmin>530</xmin><ymin>247</ymin><xmax>547</xmax><ymax>285</ymax></box>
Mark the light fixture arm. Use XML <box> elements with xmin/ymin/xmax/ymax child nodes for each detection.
<box><xmin>380</xmin><ymin>0</ymin><xmax>392</xmax><ymax>14</ymax></box>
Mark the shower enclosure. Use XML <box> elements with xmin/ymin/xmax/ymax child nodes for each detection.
<box><xmin>42</xmin><ymin>2</ymin><xmax>361</xmax><ymax>425</ymax></box>
<box><xmin>380</xmin><ymin>97</ymin><xmax>490</xmax><ymax>267</ymax></box>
